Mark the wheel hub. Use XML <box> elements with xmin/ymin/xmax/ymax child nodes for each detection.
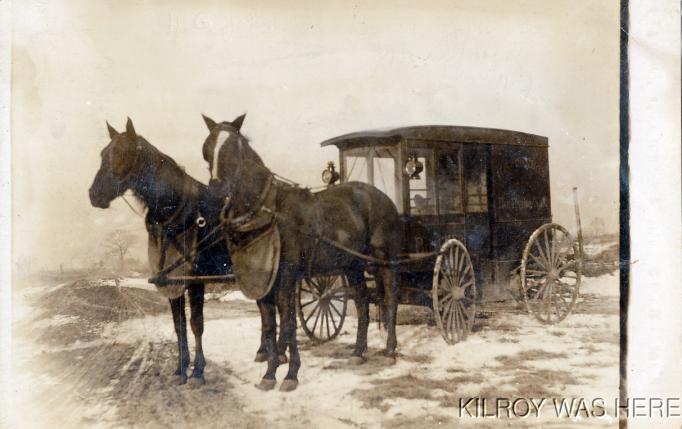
<box><xmin>451</xmin><ymin>287</ymin><xmax>466</xmax><ymax>300</ymax></box>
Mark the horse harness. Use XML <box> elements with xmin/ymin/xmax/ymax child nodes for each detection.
<box><xmin>151</xmin><ymin>172</ymin><xmax>443</xmax><ymax>286</ymax></box>
<box><xmin>147</xmin><ymin>190</ymin><xmax>210</xmax><ymax>276</ymax></box>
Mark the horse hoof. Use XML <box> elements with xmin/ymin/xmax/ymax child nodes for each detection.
<box><xmin>174</xmin><ymin>374</ymin><xmax>188</xmax><ymax>385</ymax></box>
<box><xmin>279</xmin><ymin>354</ymin><xmax>288</xmax><ymax>365</ymax></box>
<box><xmin>348</xmin><ymin>356</ymin><xmax>366</xmax><ymax>365</ymax></box>
<box><xmin>279</xmin><ymin>379</ymin><xmax>298</xmax><ymax>392</ymax></box>
<box><xmin>255</xmin><ymin>378</ymin><xmax>277</xmax><ymax>391</ymax></box>
<box><xmin>187</xmin><ymin>375</ymin><xmax>206</xmax><ymax>387</ymax></box>
<box><xmin>254</xmin><ymin>352</ymin><xmax>268</xmax><ymax>362</ymax></box>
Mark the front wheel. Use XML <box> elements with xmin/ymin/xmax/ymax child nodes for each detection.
<box><xmin>296</xmin><ymin>275</ymin><xmax>349</xmax><ymax>343</ymax></box>
<box><xmin>432</xmin><ymin>239</ymin><xmax>476</xmax><ymax>344</ymax></box>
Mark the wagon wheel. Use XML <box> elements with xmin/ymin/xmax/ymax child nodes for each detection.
<box><xmin>296</xmin><ymin>275</ymin><xmax>349</xmax><ymax>343</ymax></box>
<box><xmin>432</xmin><ymin>239</ymin><xmax>476</xmax><ymax>344</ymax></box>
<box><xmin>521</xmin><ymin>223</ymin><xmax>582</xmax><ymax>324</ymax></box>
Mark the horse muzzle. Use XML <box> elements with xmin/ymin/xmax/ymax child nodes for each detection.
<box><xmin>89</xmin><ymin>188</ymin><xmax>111</xmax><ymax>208</ymax></box>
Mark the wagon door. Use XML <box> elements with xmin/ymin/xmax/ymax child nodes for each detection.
<box><xmin>461</xmin><ymin>145</ymin><xmax>494</xmax><ymax>300</ymax></box>
<box><xmin>402</xmin><ymin>144</ymin><xmax>467</xmax><ymax>253</ymax></box>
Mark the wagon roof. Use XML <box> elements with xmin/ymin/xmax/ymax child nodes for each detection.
<box><xmin>320</xmin><ymin>125</ymin><xmax>548</xmax><ymax>149</ymax></box>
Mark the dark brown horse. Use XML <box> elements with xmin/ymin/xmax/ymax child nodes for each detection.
<box><xmin>201</xmin><ymin>113</ymin><xmax>402</xmax><ymax>392</ymax></box>
<box><xmin>88</xmin><ymin>118</ymin><xmax>232</xmax><ymax>386</ymax></box>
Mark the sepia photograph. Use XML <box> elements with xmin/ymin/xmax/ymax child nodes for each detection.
<box><xmin>1</xmin><ymin>1</ymin><xmax>679</xmax><ymax>428</ymax></box>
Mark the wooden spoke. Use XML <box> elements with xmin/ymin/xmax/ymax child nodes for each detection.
<box><xmin>533</xmin><ymin>240</ymin><xmax>550</xmax><ymax>269</ymax></box>
<box><xmin>439</xmin><ymin>292</ymin><xmax>455</xmax><ymax>309</ymax></box>
<box><xmin>304</xmin><ymin>301</ymin><xmax>322</xmax><ymax>324</ymax></box>
<box><xmin>311</xmin><ymin>306</ymin><xmax>322</xmax><ymax>333</ymax></box>
<box><xmin>300</xmin><ymin>299</ymin><xmax>318</xmax><ymax>308</ymax></box>
<box><xmin>328</xmin><ymin>300</ymin><xmax>343</xmax><ymax>318</ymax></box>
<box><xmin>521</xmin><ymin>223</ymin><xmax>582</xmax><ymax>325</ymax></box>
<box><xmin>453</xmin><ymin>303</ymin><xmax>462</xmax><ymax>341</ymax></box>
<box><xmin>433</xmin><ymin>239</ymin><xmax>476</xmax><ymax>345</ymax></box>
<box><xmin>461</xmin><ymin>279</ymin><xmax>475</xmax><ymax>290</ymax></box>
<box><xmin>328</xmin><ymin>308</ymin><xmax>338</xmax><ymax>332</ymax></box>
<box><xmin>297</xmin><ymin>275</ymin><xmax>349</xmax><ymax>343</ymax></box>
<box><xmin>543</xmin><ymin>229</ymin><xmax>553</xmax><ymax>267</ymax></box>
<box><xmin>529</xmin><ymin>252</ymin><xmax>548</xmax><ymax>271</ymax></box>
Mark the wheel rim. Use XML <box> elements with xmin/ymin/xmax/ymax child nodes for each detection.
<box><xmin>521</xmin><ymin>224</ymin><xmax>581</xmax><ymax>324</ymax></box>
<box><xmin>297</xmin><ymin>275</ymin><xmax>348</xmax><ymax>343</ymax></box>
<box><xmin>432</xmin><ymin>239</ymin><xmax>476</xmax><ymax>345</ymax></box>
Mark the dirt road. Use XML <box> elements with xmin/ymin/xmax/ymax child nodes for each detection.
<box><xmin>9</xmin><ymin>273</ymin><xmax>619</xmax><ymax>428</ymax></box>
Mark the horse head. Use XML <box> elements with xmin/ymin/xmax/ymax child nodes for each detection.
<box><xmin>89</xmin><ymin>118</ymin><xmax>145</xmax><ymax>208</ymax></box>
<box><xmin>201</xmin><ymin>113</ymin><xmax>264</xmax><ymax>200</ymax></box>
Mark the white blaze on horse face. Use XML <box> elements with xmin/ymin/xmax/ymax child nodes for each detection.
<box><xmin>211</xmin><ymin>130</ymin><xmax>230</xmax><ymax>180</ymax></box>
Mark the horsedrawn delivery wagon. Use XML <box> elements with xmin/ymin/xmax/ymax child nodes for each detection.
<box><xmin>94</xmin><ymin>118</ymin><xmax>585</xmax><ymax>391</ymax></box>
<box><xmin>296</xmin><ymin>125</ymin><xmax>584</xmax><ymax>345</ymax></box>
<box><xmin>149</xmin><ymin>123</ymin><xmax>584</xmax><ymax>348</ymax></box>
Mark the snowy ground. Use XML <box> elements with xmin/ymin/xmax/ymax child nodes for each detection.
<box><xmin>9</xmin><ymin>271</ymin><xmax>620</xmax><ymax>428</ymax></box>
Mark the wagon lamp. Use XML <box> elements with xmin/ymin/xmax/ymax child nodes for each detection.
<box><xmin>321</xmin><ymin>161</ymin><xmax>340</xmax><ymax>185</ymax></box>
<box><xmin>405</xmin><ymin>154</ymin><xmax>423</xmax><ymax>180</ymax></box>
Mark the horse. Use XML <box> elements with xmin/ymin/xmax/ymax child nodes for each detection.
<box><xmin>201</xmin><ymin>113</ymin><xmax>402</xmax><ymax>392</ymax></box>
<box><xmin>88</xmin><ymin>118</ymin><xmax>232</xmax><ymax>386</ymax></box>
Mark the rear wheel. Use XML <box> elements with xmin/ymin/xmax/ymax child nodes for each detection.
<box><xmin>432</xmin><ymin>239</ymin><xmax>476</xmax><ymax>344</ymax></box>
<box><xmin>296</xmin><ymin>275</ymin><xmax>349</xmax><ymax>343</ymax></box>
<box><xmin>521</xmin><ymin>223</ymin><xmax>581</xmax><ymax>324</ymax></box>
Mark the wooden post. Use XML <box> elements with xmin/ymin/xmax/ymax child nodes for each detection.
<box><xmin>572</xmin><ymin>187</ymin><xmax>584</xmax><ymax>261</ymax></box>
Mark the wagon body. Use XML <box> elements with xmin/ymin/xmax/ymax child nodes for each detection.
<box><xmin>320</xmin><ymin>125</ymin><xmax>552</xmax><ymax>301</ymax></box>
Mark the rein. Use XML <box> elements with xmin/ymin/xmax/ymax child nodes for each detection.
<box><xmin>121</xmin><ymin>194</ymin><xmax>146</xmax><ymax>218</ymax></box>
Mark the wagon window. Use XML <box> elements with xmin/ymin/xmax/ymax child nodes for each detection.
<box><xmin>464</xmin><ymin>149</ymin><xmax>488</xmax><ymax>213</ymax></box>
<box><xmin>466</xmin><ymin>171</ymin><xmax>487</xmax><ymax>212</ymax></box>
<box><xmin>345</xmin><ymin>155</ymin><xmax>368</xmax><ymax>183</ymax></box>
<box><xmin>408</xmin><ymin>155</ymin><xmax>435</xmax><ymax>215</ymax></box>
<box><xmin>372</xmin><ymin>147</ymin><xmax>400</xmax><ymax>208</ymax></box>
<box><xmin>436</xmin><ymin>152</ymin><xmax>463</xmax><ymax>214</ymax></box>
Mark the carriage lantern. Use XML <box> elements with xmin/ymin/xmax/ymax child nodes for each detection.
<box><xmin>405</xmin><ymin>153</ymin><xmax>424</xmax><ymax>180</ymax></box>
<box><xmin>321</xmin><ymin>161</ymin><xmax>340</xmax><ymax>185</ymax></box>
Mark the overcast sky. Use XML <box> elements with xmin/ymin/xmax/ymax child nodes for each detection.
<box><xmin>11</xmin><ymin>0</ymin><xmax>619</xmax><ymax>270</ymax></box>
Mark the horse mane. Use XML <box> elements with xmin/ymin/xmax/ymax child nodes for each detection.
<box><xmin>138</xmin><ymin>137</ymin><xmax>184</xmax><ymax>173</ymax></box>
<box><xmin>131</xmin><ymin>136</ymin><xmax>205</xmax><ymax>208</ymax></box>
<box><xmin>235</xmin><ymin>131</ymin><xmax>266</xmax><ymax>167</ymax></box>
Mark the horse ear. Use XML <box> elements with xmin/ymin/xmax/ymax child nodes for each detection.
<box><xmin>106</xmin><ymin>121</ymin><xmax>118</xmax><ymax>138</ymax></box>
<box><xmin>232</xmin><ymin>113</ymin><xmax>246</xmax><ymax>131</ymax></box>
<box><xmin>125</xmin><ymin>117</ymin><xmax>136</xmax><ymax>138</ymax></box>
<box><xmin>202</xmin><ymin>114</ymin><xmax>217</xmax><ymax>131</ymax></box>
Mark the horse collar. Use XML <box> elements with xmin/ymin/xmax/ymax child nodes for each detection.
<box><xmin>220</xmin><ymin>175</ymin><xmax>276</xmax><ymax>232</ymax></box>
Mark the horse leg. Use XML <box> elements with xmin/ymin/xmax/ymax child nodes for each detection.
<box><xmin>254</xmin><ymin>309</ymin><xmax>268</xmax><ymax>362</ymax></box>
<box><xmin>254</xmin><ymin>307</ymin><xmax>288</xmax><ymax>364</ymax></box>
<box><xmin>278</xmin><ymin>271</ymin><xmax>300</xmax><ymax>391</ymax></box>
<box><xmin>348</xmin><ymin>270</ymin><xmax>369</xmax><ymax>365</ymax></box>
<box><xmin>169</xmin><ymin>295</ymin><xmax>190</xmax><ymax>384</ymax></box>
<box><xmin>276</xmin><ymin>324</ymin><xmax>289</xmax><ymax>364</ymax></box>
<box><xmin>380</xmin><ymin>266</ymin><xmax>399</xmax><ymax>361</ymax></box>
<box><xmin>187</xmin><ymin>283</ymin><xmax>206</xmax><ymax>386</ymax></box>
<box><xmin>255</xmin><ymin>292</ymin><xmax>279</xmax><ymax>391</ymax></box>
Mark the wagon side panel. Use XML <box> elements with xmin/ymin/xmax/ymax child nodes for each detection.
<box><xmin>489</xmin><ymin>144</ymin><xmax>551</xmax><ymax>296</ymax></box>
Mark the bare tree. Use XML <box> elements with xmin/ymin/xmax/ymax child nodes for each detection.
<box><xmin>104</xmin><ymin>230</ymin><xmax>136</xmax><ymax>271</ymax></box>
